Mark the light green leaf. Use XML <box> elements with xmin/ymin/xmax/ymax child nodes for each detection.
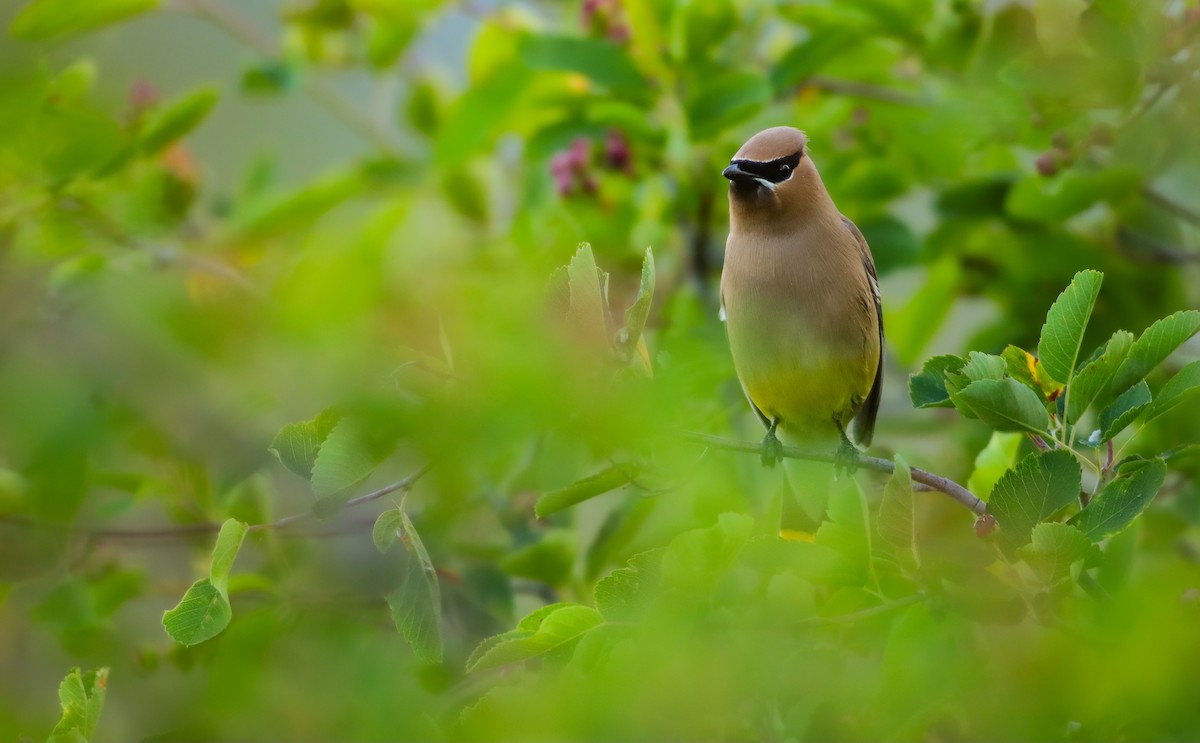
<box><xmin>908</xmin><ymin>354</ymin><xmax>966</xmax><ymax>408</ymax></box>
<box><xmin>684</xmin><ymin>69</ymin><xmax>772</xmax><ymax>140</ymax></box>
<box><xmin>309</xmin><ymin>418</ymin><xmax>397</xmax><ymax>511</ymax></box>
<box><xmin>888</xmin><ymin>257</ymin><xmax>959</xmax><ymax>365</ymax></box>
<box><xmin>1066</xmin><ymin>330</ymin><xmax>1134</xmax><ymax>423</ymax></box>
<box><xmin>372</xmin><ymin>508</ymin><xmax>404</xmax><ymax>553</ymax></box>
<box><xmin>385</xmin><ymin>510</ymin><xmax>442</xmax><ymax>663</ymax></box>
<box><xmin>268</xmin><ymin>409</ymin><xmax>340</xmax><ymax>479</ymax></box>
<box><xmin>593</xmin><ymin>549</ymin><xmax>663</xmax><ymax>622</ymax></box>
<box><xmin>10</xmin><ymin>0</ymin><xmax>158</xmax><ymax>41</ymax></box>
<box><xmin>535</xmin><ymin>465</ymin><xmax>634</xmax><ymax>518</ymax></box>
<box><xmin>138</xmin><ymin>87</ymin><xmax>218</xmax><ymax>157</ymax></box>
<box><xmin>621</xmin><ymin>247</ymin><xmax>656</xmax><ymax>352</ymax></box>
<box><xmin>161</xmin><ymin>579</ymin><xmax>231</xmax><ymax>646</ymax></box>
<box><xmin>1110</xmin><ymin>310</ymin><xmax>1200</xmax><ymax>396</ymax></box>
<box><xmin>877</xmin><ymin>455</ymin><xmax>917</xmax><ymax>567</ymax></box>
<box><xmin>1143</xmin><ymin>360</ymin><xmax>1200</xmax><ymax>426</ymax></box>
<box><xmin>1096</xmin><ymin>381</ymin><xmax>1151</xmax><ymax>442</ymax></box>
<box><xmin>1005</xmin><ymin>169</ymin><xmax>1140</xmax><ymax>221</ymax></box>
<box><xmin>1002</xmin><ymin>345</ymin><xmax>1059</xmax><ymax>401</ymax></box>
<box><xmin>967</xmin><ymin>431</ymin><xmax>1022</xmax><ymax>502</ymax></box>
<box><xmin>467</xmin><ymin>603</ymin><xmax>603</xmax><ymax>673</ymax></box>
<box><xmin>951</xmin><ymin>378</ymin><xmax>1051</xmax><ymax>434</ymax></box>
<box><xmin>1037</xmin><ymin>270</ymin><xmax>1103</xmax><ymax>385</ymax></box>
<box><xmin>988</xmin><ymin>450</ymin><xmax>1081</xmax><ymax>551</ymax></box>
<box><xmin>1071</xmin><ymin>458</ymin><xmax>1167</xmax><ymax>541</ymax></box>
<box><xmin>501</xmin><ymin>530</ymin><xmax>575</xmax><ymax>587</ymax></box>
<box><xmin>566</xmin><ymin>243</ymin><xmax>610</xmax><ymax>349</ymax></box>
<box><xmin>945</xmin><ymin>352</ymin><xmax>1008</xmax><ymax>396</ymax></box>
<box><xmin>1017</xmin><ymin>523</ymin><xmax>1101</xmax><ymax>585</ymax></box>
<box><xmin>47</xmin><ymin>667</ymin><xmax>108</xmax><ymax>743</ymax></box>
<box><xmin>209</xmin><ymin>518</ymin><xmax>247</xmax><ymax>595</ymax></box>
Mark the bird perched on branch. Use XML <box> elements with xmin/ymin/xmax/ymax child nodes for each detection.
<box><xmin>719</xmin><ymin>126</ymin><xmax>883</xmax><ymax>479</ymax></box>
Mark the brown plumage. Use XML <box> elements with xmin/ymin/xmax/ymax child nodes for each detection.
<box><xmin>719</xmin><ymin>126</ymin><xmax>883</xmax><ymax>456</ymax></box>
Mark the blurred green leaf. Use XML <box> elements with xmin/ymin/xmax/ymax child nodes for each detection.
<box><xmin>1096</xmin><ymin>381</ymin><xmax>1150</xmax><ymax>442</ymax></box>
<box><xmin>989</xmin><ymin>449</ymin><xmax>1081</xmax><ymax>551</ymax></box>
<box><xmin>877</xmin><ymin>454</ymin><xmax>917</xmax><ymax>567</ymax></box>
<box><xmin>566</xmin><ymin>243</ymin><xmax>611</xmax><ymax>349</ymax></box>
<box><xmin>518</xmin><ymin>34</ymin><xmax>649</xmax><ymax>98</ymax></box>
<box><xmin>209</xmin><ymin>518</ymin><xmax>247</xmax><ymax>595</ymax></box>
<box><xmin>501</xmin><ymin>531</ymin><xmax>575</xmax><ymax>587</ymax></box>
<box><xmin>908</xmin><ymin>354</ymin><xmax>965</xmax><ymax>408</ymax></box>
<box><xmin>535</xmin><ymin>465</ymin><xmax>634</xmax><ymax>519</ymax></box>
<box><xmin>467</xmin><ymin>603</ymin><xmax>603</xmax><ymax>673</ymax></box>
<box><xmin>161</xmin><ymin>579</ymin><xmax>231</xmax><ymax>647</ymax></box>
<box><xmin>888</xmin><ymin>257</ymin><xmax>958</xmax><ymax>365</ymax></box>
<box><xmin>1005</xmin><ymin>168</ymin><xmax>1140</xmax><ymax>221</ymax></box>
<box><xmin>967</xmin><ymin>431</ymin><xmax>1022</xmax><ymax>502</ymax></box>
<box><xmin>951</xmin><ymin>378</ymin><xmax>1051</xmax><ymax>434</ymax></box>
<box><xmin>1017</xmin><ymin>522</ymin><xmax>1100</xmax><ymax>585</ymax></box>
<box><xmin>1071</xmin><ymin>458</ymin><xmax>1167</xmax><ymax>541</ymax></box>
<box><xmin>620</xmin><ymin>246</ymin><xmax>655</xmax><ymax>353</ymax></box>
<box><xmin>310</xmin><ymin>418</ymin><xmax>397</xmax><ymax>511</ymax></box>
<box><xmin>684</xmin><ymin>69</ymin><xmax>771</xmax><ymax>140</ymax></box>
<box><xmin>372</xmin><ymin>507</ymin><xmax>404</xmax><ymax>553</ymax></box>
<box><xmin>770</xmin><ymin>28</ymin><xmax>861</xmax><ymax>93</ymax></box>
<box><xmin>593</xmin><ymin>549</ymin><xmax>663</xmax><ymax>622</ymax></box>
<box><xmin>139</xmin><ymin>86</ymin><xmax>218</xmax><ymax>157</ymax></box>
<box><xmin>385</xmin><ymin>509</ymin><xmax>442</xmax><ymax>663</ymax></box>
<box><xmin>1109</xmin><ymin>310</ymin><xmax>1200</xmax><ymax>397</ymax></box>
<box><xmin>269</xmin><ymin>410</ymin><xmax>340</xmax><ymax>479</ymax></box>
<box><xmin>10</xmin><ymin>0</ymin><xmax>157</xmax><ymax>40</ymax></box>
<box><xmin>1037</xmin><ymin>269</ymin><xmax>1102</xmax><ymax>385</ymax></box>
<box><xmin>47</xmin><ymin>667</ymin><xmax>107</xmax><ymax>743</ymax></box>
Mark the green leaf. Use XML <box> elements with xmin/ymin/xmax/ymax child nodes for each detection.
<box><xmin>888</xmin><ymin>257</ymin><xmax>959</xmax><ymax>365</ymax></box>
<box><xmin>309</xmin><ymin>418</ymin><xmax>397</xmax><ymax>511</ymax></box>
<box><xmin>467</xmin><ymin>603</ymin><xmax>603</xmax><ymax>673</ymax></box>
<box><xmin>967</xmin><ymin>431</ymin><xmax>1022</xmax><ymax>502</ymax></box>
<box><xmin>1143</xmin><ymin>360</ymin><xmax>1200</xmax><ymax>426</ymax></box>
<box><xmin>566</xmin><ymin>243</ymin><xmax>610</xmax><ymax>349</ymax></box>
<box><xmin>593</xmin><ymin>549</ymin><xmax>663</xmax><ymax>622</ymax></box>
<box><xmin>1110</xmin><ymin>310</ymin><xmax>1200</xmax><ymax>396</ymax></box>
<box><xmin>1096</xmin><ymin>381</ymin><xmax>1151</xmax><ymax>442</ymax></box>
<box><xmin>908</xmin><ymin>354</ymin><xmax>966</xmax><ymax>408</ymax></box>
<box><xmin>1037</xmin><ymin>270</ymin><xmax>1103</xmax><ymax>385</ymax></box>
<box><xmin>518</xmin><ymin>34</ymin><xmax>648</xmax><ymax>98</ymax></box>
<box><xmin>47</xmin><ymin>667</ymin><xmax>108</xmax><ymax>743</ymax></box>
<box><xmin>10</xmin><ymin>0</ymin><xmax>157</xmax><ymax>40</ymax></box>
<box><xmin>951</xmin><ymin>378</ymin><xmax>1051</xmax><ymax>434</ymax></box>
<box><xmin>877</xmin><ymin>455</ymin><xmax>917</xmax><ymax>567</ymax></box>
<box><xmin>684</xmin><ymin>69</ymin><xmax>772</xmax><ymax>140</ymax></box>
<box><xmin>500</xmin><ymin>531</ymin><xmax>575</xmax><ymax>587</ymax></box>
<box><xmin>209</xmin><ymin>518</ymin><xmax>247</xmax><ymax>595</ymax></box>
<box><xmin>1017</xmin><ymin>523</ymin><xmax>1101</xmax><ymax>585</ymax></box>
<box><xmin>944</xmin><ymin>351</ymin><xmax>1007</xmax><ymax>396</ymax></box>
<box><xmin>620</xmin><ymin>247</ymin><xmax>656</xmax><ymax>352</ymax></box>
<box><xmin>988</xmin><ymin>450</ymin><xmax>1081</xmax><ymax>551</ymax></box>
<box><xmin>139</xmin><ymin>87</ymin><xmax>219</xmax><ymax>157</ymax></box>
<box><xmin>1071</xmin><ymin>458</ymin><xmax>1167</xmax><ymax>541</ymax></box>
<box><xmin>1005</xmin><ymin>168</ymin><xmax>1140</xmax><ymax>221</ymax></box>
<box><xmin>372</xmin><ymin>508</ymin><xmax>404</xmax><ymax>553</ymax></box>
<box><xmin>535</xmin><ymin>465</ymin><xmax>634</xmax><ymax>518</ymax></box>
<box><xmin>1066</xmin><ymin>330</ymin><xmax>1134</xmax><ymax>422</ymax></box>
<box><xmin>385</xmin><ymin>509</ymin><xmax>443</xmax><ymax>663</ymax></box>
<box><xmin>770</xmin><ymin>27</ymin><xmax>862</xmax><ymax>93</ymax></box>
<box><xmin>269</xmin><ymin>410</ymin><xmax>341</xmax><ymax>479</ymax></box>
<box><xmin>161</xmin><ymin>579</ymin><xmax>231</xmax><ymax>646</ymax></box>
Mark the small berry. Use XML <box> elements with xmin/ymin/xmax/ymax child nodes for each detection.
<box><xmin>1035</xmin><ymin>152</ymin><xmax>1059</xmax><ymax>177</ymax></box>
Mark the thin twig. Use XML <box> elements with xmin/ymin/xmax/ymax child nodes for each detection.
<box><xmin>2</xmin><ymin>465</ymin><xmax>431</xmax><ymax>542</ymax></box>
<box><xmin>680</xmin><ymin>431</ymin><xmax>987</xmax><ymax>517</ymax></box>
<box><xmin>806</xmin><ymin>76</ymin><xmax>926</xmax><ymax>107</ymax></box>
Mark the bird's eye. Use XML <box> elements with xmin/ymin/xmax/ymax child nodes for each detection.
<box><xmin>779</xmin><ymin>164</ymin><xmax>791</xmax><ymax>175</ymax></box>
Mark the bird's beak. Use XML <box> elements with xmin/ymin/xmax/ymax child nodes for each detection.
<box><xmin>723</xmin><ymin>163</ymin><xmax>751</xmax><ymax>182</ymax></box>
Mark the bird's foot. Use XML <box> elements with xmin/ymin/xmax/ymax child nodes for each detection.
<box><xmin>760</xmin><ymin>420</ymin><xmax>784</xmax><ymax>469</ymax></box>
<box><xmin>833</xmin><ymin>429</ymin><xmax>860</xmax><ymax>477</ymax></box>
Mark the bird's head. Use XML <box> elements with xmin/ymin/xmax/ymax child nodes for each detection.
<box><xmin>723</xmin><ymin>127</ymin><xmax>823</xmax><ymax>218</ymax></box>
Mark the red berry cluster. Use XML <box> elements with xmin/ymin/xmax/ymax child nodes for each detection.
<box><xmin>550</xmin><ymin>130</ymin><xmax>634</xmax><ymax>197</ymax></box>
<box><xmin>581</xmin><ymin>0</ymin><xmax>629</xmax><ymax>44</ymax></box>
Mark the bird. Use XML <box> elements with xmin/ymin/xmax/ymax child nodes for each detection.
<box><xmin>719</xmin><ymin>126</ymin><xmax>883</xmax><ymax>480</ymax></box>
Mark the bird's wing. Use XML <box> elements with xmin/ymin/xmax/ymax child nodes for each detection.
<box><xmin>841</xmin><ymin>215</ymin><xmax>884</xmax><ymax>447</ymax></box>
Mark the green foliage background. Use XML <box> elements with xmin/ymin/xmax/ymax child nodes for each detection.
<box><xmin>2</xmin><ymin>0</ymin><xmax>1199</xmax><ymax>740</ymax></box>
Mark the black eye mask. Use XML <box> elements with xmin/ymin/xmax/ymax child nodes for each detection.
<box><xmin>729</xmin><ymin>150</ymin><xmax>803</xmax><ymax>184</ymax></box>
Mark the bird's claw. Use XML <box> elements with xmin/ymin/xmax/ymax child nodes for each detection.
<box><xmin>834</xmin><ymin>436</ymin><xmax>860</xmax><ymax>477</ymax></box>
<box><xmin>760</xmin><ymin>423</ymin><xmax>784</xmax><ymax>469</ymax></box>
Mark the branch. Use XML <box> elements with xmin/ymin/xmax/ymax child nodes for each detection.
<box><xmin>680</xmin><ymin>431</ymin><xmax>987</xmax><ymax>517</ymax></box>
<box><xmin>2</xmin><ymin>465</ymin><xmax>431</xmax><ymax>542</ymax></box>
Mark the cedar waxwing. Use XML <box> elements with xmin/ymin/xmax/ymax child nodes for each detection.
<box><xmin>720</xmin><ymin>126</ymin><xmax>883</xmax><ymax>469</ymax></box>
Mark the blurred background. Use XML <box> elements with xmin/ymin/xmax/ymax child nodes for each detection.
<box><xmin>1</xmin><ymin>0</ymin><xmax>1199</xmax><ymax>740</ymax></box>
